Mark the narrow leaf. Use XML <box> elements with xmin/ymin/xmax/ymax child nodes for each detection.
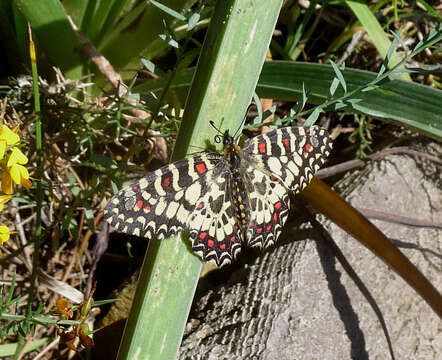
<box><xmin>330</xmin><ymin>60</ymin><xmax>347</xmax><ymax>93</ymax></box>
<box><xmin>150</xmin><ymin>0</ymin><xmax>186</xmax><ymax>21</ymax></box>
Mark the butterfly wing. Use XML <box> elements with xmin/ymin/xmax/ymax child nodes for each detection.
<box><xmin>242</xmin><ymin>126</ymin><xmax>332</xmax><ymax>192</ymax></box>
<box><xmin>188</xmin><ymin>165</ymin><xmax>242</xmax><ymax>267</ymax></box>
<box><xmin>243</xmin><ymin>167</ymin><xmax>290</xmax><ymax>249</ymax></box>
<box><xmin>104</xmin><ymin>154</ymin><xmax>222</xmax><ymax>240</ymax></box>
<box><xmin>105</xmin><ymin>126</ymin><xmax>331</xmax><ymax>267</ymax></box>
<box><xmin>240</xmin><ymin>126</ymin><xmax>331</xmax><ymax>249</ymax></box>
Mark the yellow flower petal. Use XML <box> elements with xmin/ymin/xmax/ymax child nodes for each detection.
<box><xmin>0</xmin><ymin>140</ymin><xmax>6</xmax><ymax>160</ymax></box>
<box><xmin>0</xmin><ymin>225</ymin><xmax>12</xmax><ymax>244</ymax></box>
<box><xmin>0</xmin><ymin>125</ymin><xmax>20</xmax><ymax>146</ymax></box>
<box><xmin>7</xmin><ymin>147</ymin><xmax>28</xmax><ymax>167</ymax></box>
<box><xmin>1</xmin><ymin>172</ymin><xmax>12</xmax><ymax>194</ymax></box>
<box><xmin>10</xmin><ymin>165</ymin><xmax>20</xmax><ymax>184</ymax></box>
<box><xmin>0</xmin><ymin>195</ymin><xmax>12</xmax><ymax>212</ymax></box>
<box><xmin>9</xmin><ymin>164</ymin><xmax>30</xmax><ymax>186</ymax></box>
<box><xmin>20</xmin><ymin>165</ymin><xmax>29</xmax><ymax>179</ymax></box>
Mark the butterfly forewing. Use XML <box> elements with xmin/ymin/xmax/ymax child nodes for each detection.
<box><xmin>104</xmin><ymin>154</ymin><xmax>222</xmax><ymax>240</ymax></box>
<box><xmin>242</xmin><ymin>126</ymin><xmax>332</xmax><ymax>192</ymax></box>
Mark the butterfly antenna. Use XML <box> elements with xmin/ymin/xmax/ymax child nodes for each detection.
<box><xmin>209</xmin><ymin>120</ymin><xmax>224</xmax><ymax>135</ymax></box>
<box><xmin>232</xmin><ymin>103</ymin><xmax>254</xmax><ymax>140</ymax></box>
<box><xmin>209</xmin><ymin>120</ymin><xmax>225</xmax><ymax>144</ymax></box>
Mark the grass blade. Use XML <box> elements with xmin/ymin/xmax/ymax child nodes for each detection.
<box><xmin>346</xmin><ymin>1</ymin><xmax>411</xmax><ymax>81</ymax></box>
<box><xmin>15</xmin><ymin>0</ymin><xmax>84</xmax><ymax>79</ymax></box>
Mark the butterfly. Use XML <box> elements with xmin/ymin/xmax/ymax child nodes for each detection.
<box><xmin>104</xmin><ymin>125</ymin><xmax>332</xmax><ymax>267</ymax></box>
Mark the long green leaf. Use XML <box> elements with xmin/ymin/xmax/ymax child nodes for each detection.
<box><xmin>15</xmin><ymin>0</ymin><xmax>84</xmax><ymax>79</ymax></box>
<box><xmin>117</xmin><ymin>1</ymin><xmax>284</xmax><ymax>359</ymax></box>
<box><xmin>258</xmin><ymin>62</ymin><xmax>441</xmax><ymax>139</ymax></box>
<box><xmin>62</xmin><ymin>0</ymin><xmax>88</xmax><ymax>28</ymax></box>
<box><xmin>136</xmin><ymin>62</ymin><xmax>442</xmax><ymax>140</ymax></box>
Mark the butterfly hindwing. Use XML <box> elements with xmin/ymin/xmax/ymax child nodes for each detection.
<box><xmin>188</xmin><ymin>165</ymin><xmax>242</xmax><ymax>267</ymax></box>
<box><xmin>243</xmin><ymin>168</ymin><xmax>290</xmax><ymax>249</ymax></box>
<box><xmin>104</xmin><ymin>154</ymin><xmax>222</xmax><ymax>240</ymax></box>
<box><xmin>242</xmin><ymin>126</ymin><xmax>332</xmax><ymax>192</ymax></box>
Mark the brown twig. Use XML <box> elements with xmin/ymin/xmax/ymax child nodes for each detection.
<box><xmin>306</xmin><ymin>204</ymin><xmax>442</xmax><ymax>230</ymax></box>
<box><xmin>32</xmin><ymin>338</ymin><xmax>60</xmax><ymax>360</ymax></box>
<box><xmin>357</xmin><ymin>208</ymin><xmax>442</xmax><ymax>230</ymax></box>
<box><xmin>317</xmin><ymin>146</ymin><xmax>441</xmax><ymax>178</ymax></box>
<box><xmin>336</xmin><ymin>29</ymin><xmax>364</xmax><ymax>66</ymax></box>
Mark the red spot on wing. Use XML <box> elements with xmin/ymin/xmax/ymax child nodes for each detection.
<box><xmin>303</xmin><ymin>151</ymin><xmax>308</xmax><ymax>158</ymax></box>
<box><xmin>305</xmin><ymin>128</ymin><xmax>310</xmax><ymax>134</ymax></box>
<box><xmin>283</xmin><ymin>138</ymin><xmax>290</xmax><ymax>148</ymax></box>
<box><xmin>145</xmin><ymin>205</ymin><xmax>151</xmax><ymax>211</ymax></box>
<box><xmin>266</xmin><ymin>224</ymin><xmax>272</xmax><ymax>231</ymax></box>
<box><xmin>133</xmin><ymin>185</ymin><xmax>138</xmax><ymax>190</ymax></box>
<box><xmin>162</xmin><ymin>176</ymin><xmax>171</xmax><ymax>189</ymax></box>
<box><xmin>249</xmin><ymin>222</ymin><xmax>255</xmax><ymax>228</ymax></box>
<box><xmin>220</xmin><ymin>243</ymin><xmax>226</xmax><ymax>250</ymax></box>
<box><xmin>257</xmin><ymin>227</ymin><xmax>263</xmax><ymax>234</ymax></box>
<box><xmin>258</xmin><ymin>141</ymin><xmax>267</xmax><ymax>154</ymax></box>
<box><xmin>195</xmin><ymin>162</ymin><xmax>208</xmax><ymax>175</ymax></box>
<box><xmin>234</xmin><ymin>224</ymin><xmax>239</xmax><ymax>231</ymax></box>
<box><xmin>274</xmin><ymin>202</ymin><xmax>282</xmax><ymax>210</ymax></box>
<box><xmin>305</xmin><ymin>143</ymin><xmax>312</xmax><ymax>152</ymax></box>
<box><xmin>207</xmin><ymin>239</ymin><xmax>215</xmax><ymax>248</ymax></box>
<box><xmin>230</xmin><ymin>235</ymin><xmax>236</xmax><ymax>242</ymax></box>
<box><xmin>273</xmin><ymin>212</ymin><xmax>278</xmax><ymax>222</ymax></box>
<box><xmin>197</xmin><ymin>202</ymin><xmax>204</xmax><ymax>210</ymax></box>
<box><xmin>199</xmin><ymin>232</ymin><xmax>207</xmax><ymax>240</ymax></box>
<box><xmin>136</xmin><ymin>200</ymin><xmax>143</xmax><ymax>209</ymax></box>
<box><xmin>270</xmin><ymin>176</ymin><xmax>278</xmax><ymax>182</ymax></box>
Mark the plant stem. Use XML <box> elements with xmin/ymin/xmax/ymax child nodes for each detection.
<box><xmin>25</xmin><ymin>23</ymin><xmax>43</xmax><ymax>326</ymax></box>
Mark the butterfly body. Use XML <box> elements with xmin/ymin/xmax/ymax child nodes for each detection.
<box><xmin>222</xmin><ymin>132</ymin><xmax>252</xmax><ymax>231</ymax></box>
<box><xmin>105</xmin><ymin>126</ymin><xmax>332</xmax><ymax>267</ymax></box>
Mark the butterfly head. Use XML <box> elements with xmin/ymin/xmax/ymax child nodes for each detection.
<box><xmin>222</xmin><ymin>130</ymin><xmax>234</xmax><ymax>146</ymax></box>
<box><xmin>209</xmin><ymin>121</ymin><xmax>241</xmax><ymax>159</ymax></box>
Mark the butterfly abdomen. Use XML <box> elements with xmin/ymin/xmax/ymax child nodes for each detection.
<box><xmin>224</xmin><ymin>141</ymin><xmax>251</xmax><ymax>233</ymax></box>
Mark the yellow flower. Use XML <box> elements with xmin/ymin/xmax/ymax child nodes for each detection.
<box><xmin>0</xmin><ymin>129</ymin><xmax>31</xmax><ymax>193</ymax></box>
<box><xmin>0</xmin><ymin>225</ymin><xmax>15</xmax><ymax>256</ymax></box>
<box><xmin>0</xmin><ymin>147</ymin><xmax>32</xmax><ymax>192</ymax></box>
<box><xmin>0</xmin><ymin>126</ymin><xmax>20</xmax><ymax>161</ymax></box>
<box><xmin>7</xmin><ymin>147</ymin><xmax>28</xmax><ymax>167</ymax></box>
<box><xmin>0</xmin><ymin>195</ymin><xmax>12</xmax><ymax>211</ymax></box>
<box><xmin>0</xmin><ymin>125</ymin><xmax>20</xmax><ymax>146</ymax></box>
<box><xmin>10</xmin><ymin>164</ymin><xmax>30</xmax><ymax>185</ymax></box>
<box><xmin>2</xmin><ymin>165</ymin><xmax>31</xmax><ymax>193</ymax></box>
<box><xmin>0</xmin><ymin>225</ymin><xmax>14</xmax><ymax>245</ymax></box>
